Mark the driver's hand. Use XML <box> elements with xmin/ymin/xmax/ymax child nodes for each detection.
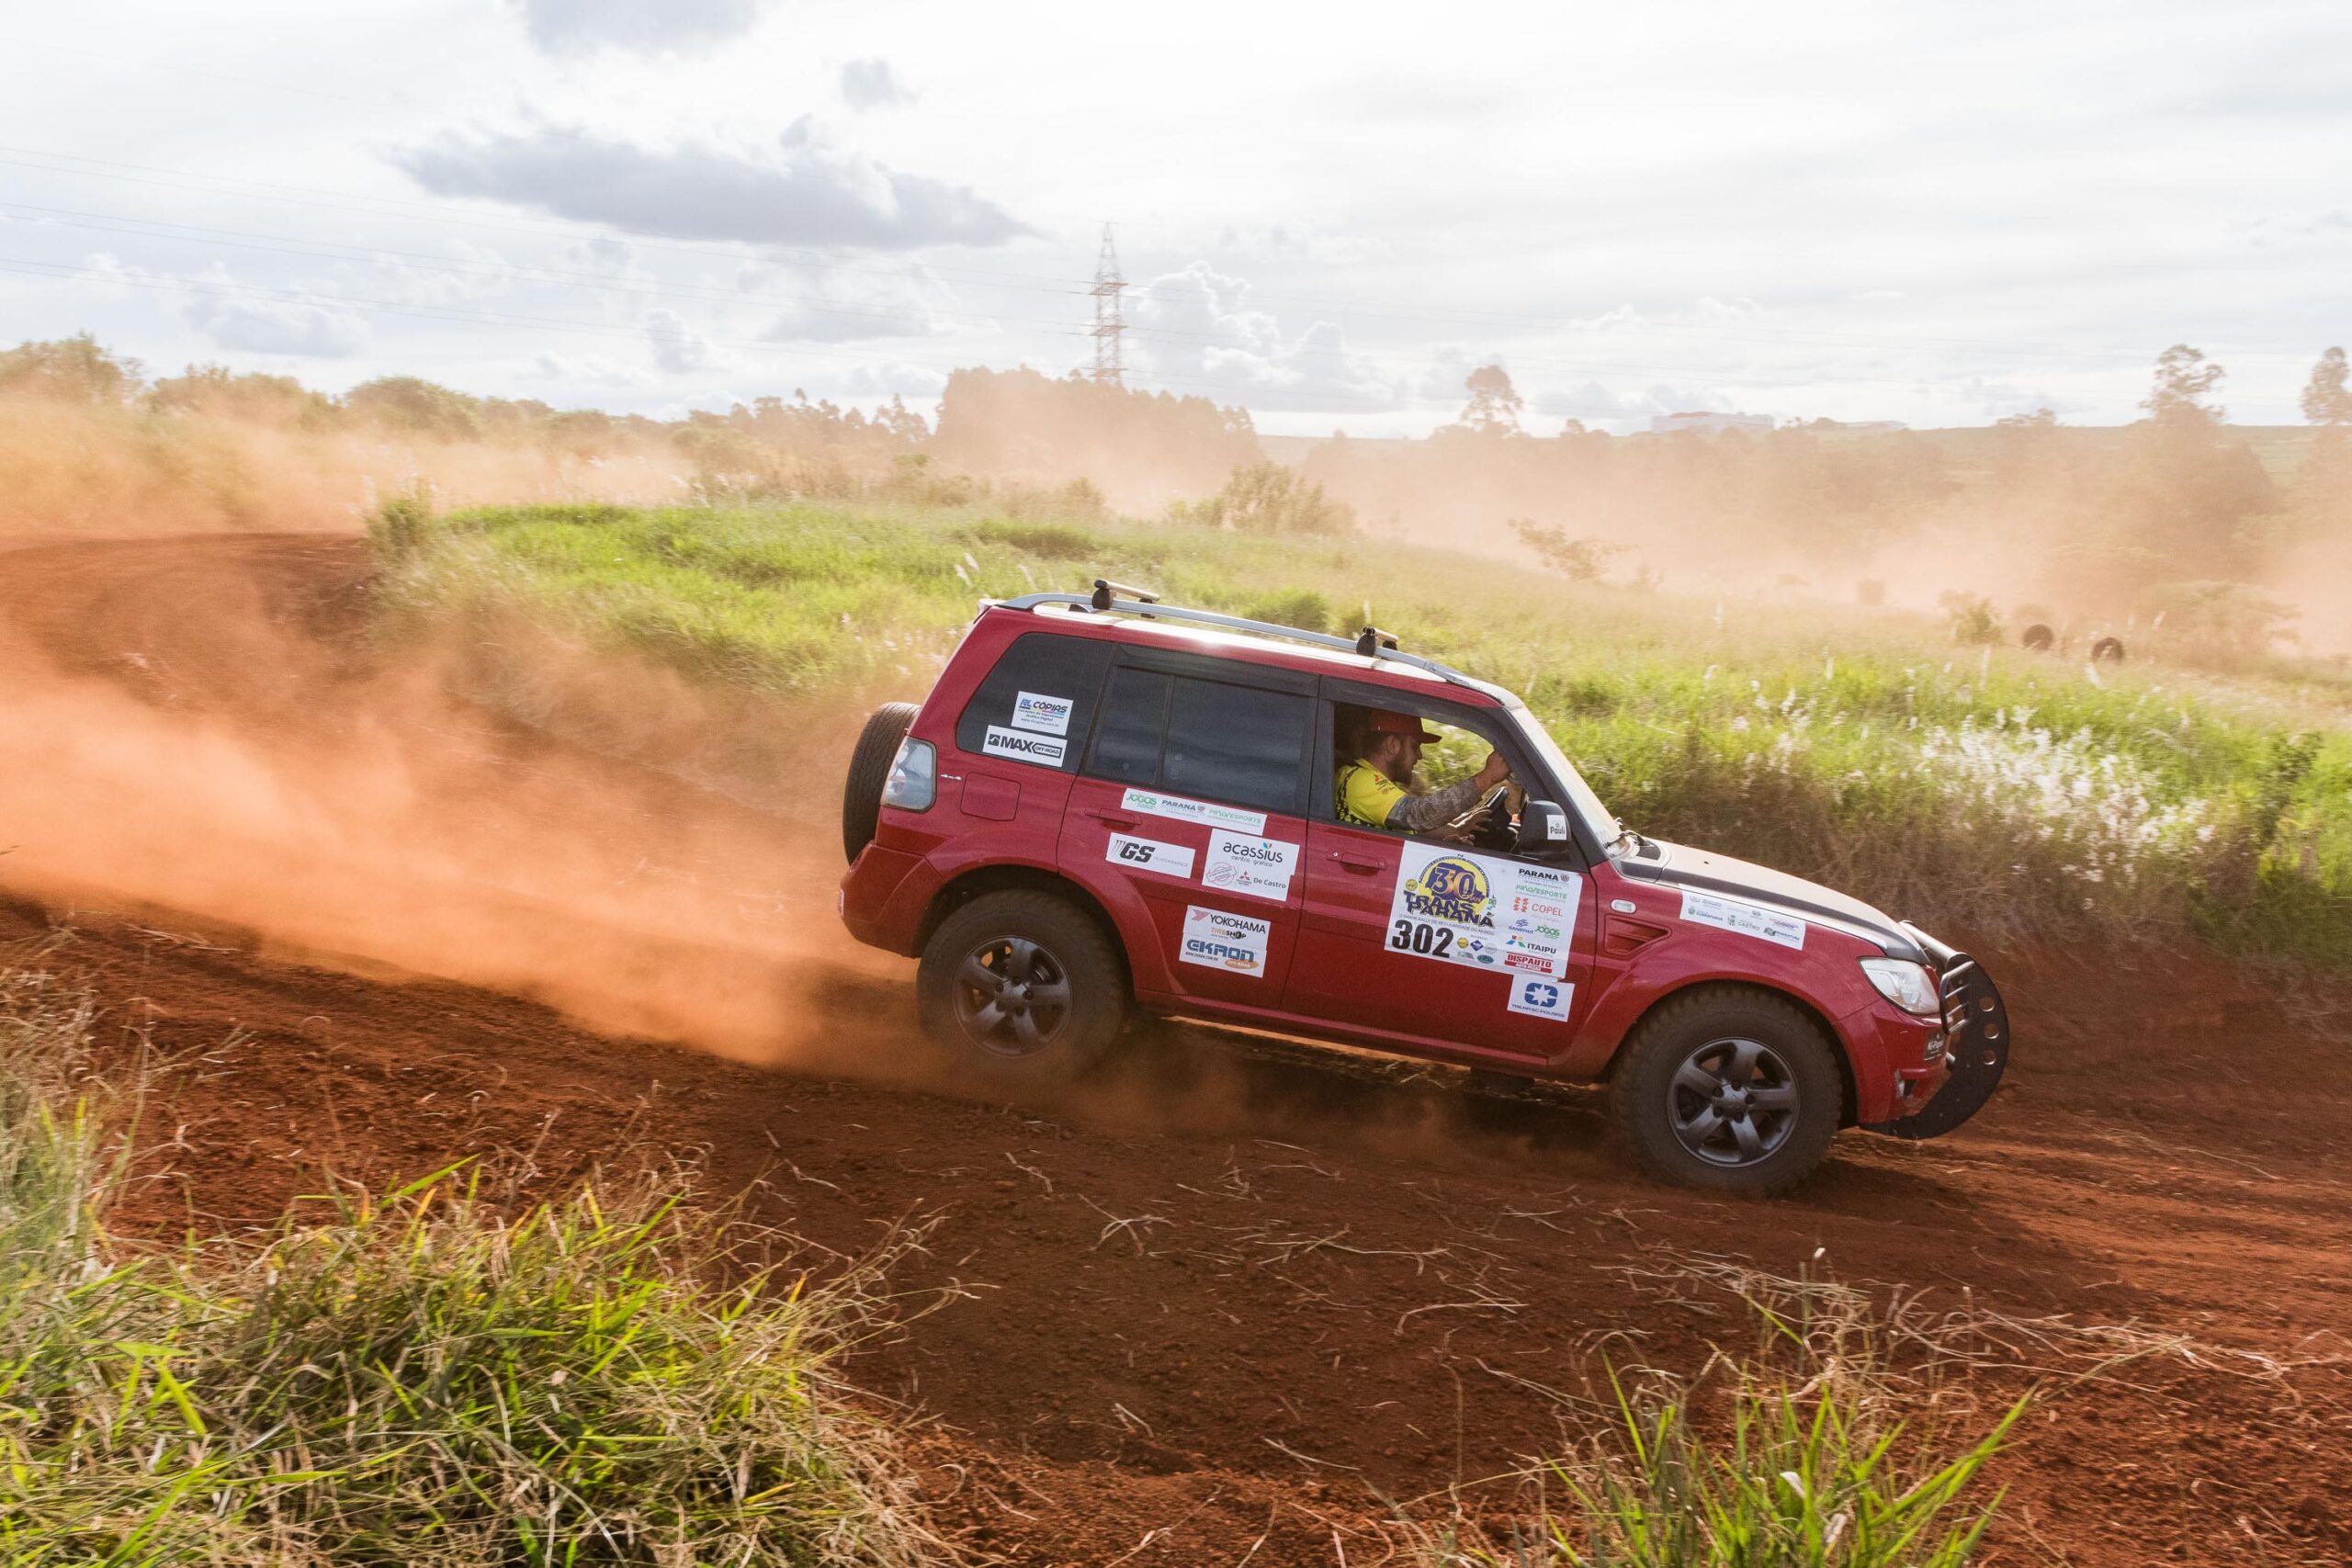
<box><xmin>1474</xmin><ymin>750</ymin><xmax>1511</xmax><ymax>791</ymax></box>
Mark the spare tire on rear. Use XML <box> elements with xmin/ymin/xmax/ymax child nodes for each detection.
<box><xmin>842</xmin><ymin>702</ymin><xmax>918</xmax><ymax>863</ymax></box>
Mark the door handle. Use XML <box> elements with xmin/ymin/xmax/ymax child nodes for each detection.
<box><xmin>1330</xmin><ymin>852</ymin><xmax>1383</xmax><ymax>874</ymax></box>
<box><xmin>1087</xmin><ymin>810</ymin><xmax>1140</xmax><ymax>831</ymax></box>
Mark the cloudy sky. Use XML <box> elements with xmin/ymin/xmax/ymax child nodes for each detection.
<box><xmin>3</xmin><ymin>0</ymin><xmax>2347</xmax><ymax>433</ymax></box>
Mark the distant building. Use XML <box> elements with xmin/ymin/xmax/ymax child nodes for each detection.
<box><xmin>1648</xmin><ymin>411</ymin><xmax>1775</xmax><ymax>435</ymax></box>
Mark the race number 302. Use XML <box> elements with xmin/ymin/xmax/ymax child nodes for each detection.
<box><xmin>1387</xmin><ymin>918</ymin><xmax>1455</xmax><ymax>957</ymax></box>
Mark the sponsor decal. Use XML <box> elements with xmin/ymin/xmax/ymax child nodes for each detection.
<box><xmin>1203</xmin><ymin>830</ymin><xmax>1298</xmax><ymax>901</ymax></box>
<box><xmin>981</xmin><ymin>725</ymin><xmax>1066</xmax><ymax>765</ymax></box>
<box><xmin>1011</xmin><ymin>690</ymin><xmax>1073</xmax><ymax>736</ymax></box>
<box><xmin>1180</xmin><ymin>904</ymin><xmax>1272</xmax><ymax>976</ymax></box>
<box><xmin>1105</xmin><ymin>833</ymin><xmax>1195</xmax><ymax>880</ymax></box>
<box><xmin>1508</xmin><ymin>977</ymin><xmax>1575</xmax><ymax>1021</ymax></box>
<box><xmin>1119</xmin><ymin>787</ymin><xmax>1267</xmax><ymax>835</ymax></box>
<box><xmin>1679</xmin><ymin>890</ymin><xmax>1806</xmax><ymax>951</ymax></box>
<box><xmin>1385</xmin><ymin>843</ymin><xmax>1582</xmax><ymax>980</ymax></box>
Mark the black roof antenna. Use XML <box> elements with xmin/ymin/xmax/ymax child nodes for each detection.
<box><xmin>1091</xmin><ymin>578</ymin><xmax>1159</xmax><ymax>611</ymax></box>
<box><xmin>1355</xmin><ymin>625</ymin><xmax>1399</xmax><ymax>657</ymax></box>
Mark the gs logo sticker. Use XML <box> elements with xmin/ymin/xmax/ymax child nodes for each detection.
<box><xmin>1401</xmin><ymin>855</ymin><xmax>1495</xmax><ymax>928</ymax></box>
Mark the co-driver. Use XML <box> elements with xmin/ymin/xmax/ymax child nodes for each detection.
<box><xmin>1334</xmin><ymin>711</ymin><xmax>1510</xmax><ymax>835</ymax></box>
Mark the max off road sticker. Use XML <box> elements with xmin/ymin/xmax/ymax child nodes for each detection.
<box><xmin>1385</xmin><ymin>842</ymin><xmax>1580</xmax><ymax>980</ymax></box>
<box><xmin>981</xmin><ymin>725</ymin><xmax>1066</xmax><ymax>765</ymax></box>
<box><xmin>1679</xmin><ymin>890</ymin><xmax>1805</xmax><ymax>951</ymax></box>
<box><xmin>1180</xmin><ymin>905</ymin><xmax>1272</xmax><ymax>976</ymax></box>
<box><xmin>1104</xmin><ymin>833</ymin><xmax>1196</xmax><ymax>879</ymax></box>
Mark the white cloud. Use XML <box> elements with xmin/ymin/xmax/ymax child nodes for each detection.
<box><xmin>645</xmin><ymin>308</ymin><xmax>718</xmax><ymax>373</ymax></box>
<box><xmin>1129</xmin><ymin>261</ymin><xmax>1403</xmax><ymax>412</ymax></box>
<box><xmin>395</xmin><ymin>118</ymin><xmax>1031</xmax><ymax>251</ymax></box>
<box><xmin>839</xmin><ymin>362</ymin><xmax>948</xmax><ymax>397</ymax></box>
<box><xmin>743</xmin><ymin>258</ymin><xmax>950</xmax><ymax>343</ymax></box>
<box><xmin>840</xmin><ymin>58</ymin><xmax>913</xmax><ymax>111</ymax></box>
<box><xmin>506</xmin><ymin>0</ymin><xmax>772</xmax><ymax>58</ymax></box>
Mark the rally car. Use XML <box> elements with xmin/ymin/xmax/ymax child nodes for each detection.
<box><xmin>838</xmin><ymin>581</ymin><xmax>2008</xmax><ymax>1193</ymax></box>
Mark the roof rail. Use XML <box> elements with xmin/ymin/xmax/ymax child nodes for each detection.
<box><xmin>992</xmin><ymin>589</ymin><xmax>1513</xmax><ymax>703</ymax></box>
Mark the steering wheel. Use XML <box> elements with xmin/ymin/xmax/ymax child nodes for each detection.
<box><xmin>1468</xmin><ymin>784</ymin><xmax>1519</xmax><ymax>852</ymax></box>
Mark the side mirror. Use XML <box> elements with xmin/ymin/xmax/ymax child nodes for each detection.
<box><xmin>1518</xmin><ymin>800</ymin><xmax>1568</xmax><ymax>852</ymax></box>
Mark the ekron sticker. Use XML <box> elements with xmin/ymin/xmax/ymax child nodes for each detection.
<box><xmin>1118</xmin><ymin>786</ymin><xmax>1267</xmax><ymax>835</ymax></box>
<box><xmin>1507</xmin><ymin>976</ymin><xmax>1575</xmax><ymax>1022</ymax></box>
<box><xmin>981</xmin><ymin>725</ymin><xmax>1067</xmax><ymax>765</ymax></box>
<box><xmin>1105</xmin><ymin>833</ymin><xmax>1196</xmax><ymax>880</ymax></box>
<box><xmin>1011</xmin><ymin>690</ymin><xmax>1073</xmax><ymax>736</ymax></box>
<box><xmin>1679</xmin><ymin>890</ymin><xmax>1806</xmax><ymax>950</ymax></box>
<box><xmin>1385</xmin><ymin>842</ymin><xmax>1580</xmax><ymax>980</ymax></box>
<box><xmin>1179</xmin><ymin>905</ymin><xmax>1272</xmax><ymax>976</ymax></box>
<box><xmin>1202</xmin><ymin>829</ymin><xmax>1298</xmax><ymax>901</ymax></box>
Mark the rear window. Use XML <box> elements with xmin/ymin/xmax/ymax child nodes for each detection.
<box><xmin>1082</xmin><ymin>670</ymin><xmax>1311</xmax><ymax>817</ymax></box>
<box><xmin>954</xmin><ymin>633</ymin><xmax>1114</xmax><ymax>771</ymax></box>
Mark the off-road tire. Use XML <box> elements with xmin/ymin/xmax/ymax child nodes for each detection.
<box><xmin>1609</xmin><ymin>987</ymin><xmax>1842</xmax><ymax>1195</ymax></box>
<box><xmin>842</xmin><ymin>703</ymin><xmax>918</xmax><ymax>863</ymax></box>
<box><xmin>916</xmin><ymin>891</ymin><xmax>1126</xmax><ymax>1085</ymax></box>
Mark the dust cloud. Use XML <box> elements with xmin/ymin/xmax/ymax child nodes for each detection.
<box><xmin>0</xmin><ymin>533</ymin><xmax>897</xmax><ymax>1068</ymax></box>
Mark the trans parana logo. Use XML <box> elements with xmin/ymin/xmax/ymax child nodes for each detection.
<box><xmin>1402</xmin><ymin>855</ymin><xmax>1495</xmax><ymax>927</ymax></box>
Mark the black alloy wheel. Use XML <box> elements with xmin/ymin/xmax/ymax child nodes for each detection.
<box><xmin>1610</xmin><ymin>987</ymin><xmax>1841</xmax><ymax>1195</ymax></box>
<box><xmin>915</xmin><ymin>890</ymin><xmax>1125</xmax><ymax>1083</ymax></box>
<box><xmin>1667</xmin><ymin>1036</ymin><xmax>1801</xmax><ymax>1168</ymax></box>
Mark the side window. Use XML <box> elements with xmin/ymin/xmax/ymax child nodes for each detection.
<box><xmin>954</xmin><ymin>633</ymin><xmax>1114</xmax><ymax>771</ymax></box>
<box><xmin>1160</xmin><ymin>678</ymin><xmax>1312</xmax><ymax>815</ymax></box>
<box><xmin>1086</xmin><ymin>666</ymin><xmax>1170</xmax><ymax>785</ymax></box>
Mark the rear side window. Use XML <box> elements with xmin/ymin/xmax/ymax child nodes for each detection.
<box><xmin>1083</xmin><ymin>671</ymin><xmax>1312</xmax><ymax>816</ymax></box>
<box><xmin>954</xmin><ymin>633</ymin><xmax>1114</xmax><ymax>771</ymax></box>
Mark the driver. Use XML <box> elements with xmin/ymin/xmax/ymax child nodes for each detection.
<box><xmin>1335</xmin><ymin>710</ymin><xmax>1511</xmax><ymax>834</ymax></box>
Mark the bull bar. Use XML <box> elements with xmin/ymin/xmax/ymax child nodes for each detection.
<box><xmin>1862</xmin><ymin>924</ymin><xmax>2011</xmax><ymax>1139</ymax></box>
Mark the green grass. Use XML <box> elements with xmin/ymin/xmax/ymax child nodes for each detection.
<box><xmin>377</xmin><ymin>498</ymin><xmax>2352</xmax><ymax>968</ymax></box>
<box><xmin>0</xmin><ymin>958</ymin><xmax>947</xmax><ymax>1568</ymax></box>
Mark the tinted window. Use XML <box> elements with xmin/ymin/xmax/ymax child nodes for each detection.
<box><xmin>1160</xmin><ymin>678</ymin><xmax>1311</xmax><ymax>815</ymax></box>
<box><xmin>954</xmin><ymin>633</ymin><xmax>1114</xmax><ymax>771</ymax></box>
<box><xmin>1085</xmin><ymin>666</ymin><xmax>1170</xmax><ymax>784</ymax></box>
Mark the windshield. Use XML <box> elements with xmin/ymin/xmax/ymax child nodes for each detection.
<box><xmin>1504</xmin><ymin>703</ymin><xmax>1622</xmax><ymax>852</ymax></box>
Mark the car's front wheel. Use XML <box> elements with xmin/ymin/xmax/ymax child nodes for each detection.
<box><xmin>916</xmin><ymin>891</ymin><xmax>1126</xmax><ymax>1084</ymax></box>
<box><xmin>1609</xmin><ymin>987</ymin><xmax>1842</xmax><ymax>1195</ymax></box>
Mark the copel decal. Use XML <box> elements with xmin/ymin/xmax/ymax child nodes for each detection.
<box><xmin>1011</xmin><ymin>691</ymin><xmax>1073</xmax><ymax>736</ymax></box>
<box><xmin>1105</xmin><ymin>833</ymin><xmax>1195</xmax><ymax>879</ymax></box>
<box><xmin>1385</xmin><ymin>843</ymin><xmax>1581</xmax><ymax>979</ymax></box>
<box><xmin>1119</xmin><ymin>787</ymin><xmax>1267</xmax><ymax>835</ymax></box>
<box><xmin>1179</xmin><ymin>905</ymin><xmax>1272</xmax><ymax>976</ymax></box>
<box><xmin>1508</xmin><ymin>977</ymin><xmax>1575</xmax><ymax>1021</ymax></box>
<box><xmin>981</xmin><ymin>725</ymin><xmax>1067</xmax><ymax>765</ymax></box>
<box><xmin>1202</xmin><ymin>830</ymin><xmax>1298</xmax><ymax>900</ymax></box>
<box><xmin>1679</xmin><ymin>890</ymin><xmax>1806</xmax><ymax>950</ymax></box>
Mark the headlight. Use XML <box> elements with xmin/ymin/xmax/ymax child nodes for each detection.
<box><xmin>881</xmin><ymin>738</ymin><xmax>936</xmax><ymax>811</ymax></box>
<box><xmin>1860</xmin><ymin>957</ymin><xmax>1940</xmax><ymax>1017</ymax></box>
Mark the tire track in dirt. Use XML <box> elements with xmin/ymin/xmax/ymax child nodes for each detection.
<box><xmin>4</xmin><ymin>533</ymin><xmax>2348</xmax><ymax>1566</ymax></box>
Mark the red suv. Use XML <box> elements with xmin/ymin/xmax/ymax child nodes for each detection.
<box><xmin>839</xmin><ymin>582</ymin><xmax>2007</xmax><ymax>1192</ymax></box>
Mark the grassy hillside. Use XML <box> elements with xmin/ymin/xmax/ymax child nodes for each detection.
<box><xmin>378</xmin><ymin>499</ymin><xmax>2352</xmax><ymax>969</ymax></box>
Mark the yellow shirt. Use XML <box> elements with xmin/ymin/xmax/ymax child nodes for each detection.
<box><xmin>1335</xmin><ymin>760</ymin><xmax>1406</xmax><ymax>829</ymax></box>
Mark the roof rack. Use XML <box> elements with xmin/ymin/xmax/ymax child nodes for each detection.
<box><xmin>994</xmin><ymin>581</ymin><xmax>1513</xmax><ymax>703</ymax></box>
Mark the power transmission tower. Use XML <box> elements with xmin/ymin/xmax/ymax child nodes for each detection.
<box><xmin>1090</xmin><ymin>222</ymin><xmax>1125</xmax><ymax>388</ymax></box>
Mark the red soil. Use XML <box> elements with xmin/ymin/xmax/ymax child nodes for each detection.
<box><xmin>3</xmin><ymin>533</ymin><xmax>2347</xmax><ymax>1565</ymax></box>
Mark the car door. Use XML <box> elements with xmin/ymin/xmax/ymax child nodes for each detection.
<box><xmin>1284</xmin><ymin>688</ymin><xmax>1599</xmax><ymax>1066</ymax></box>
<box><xmin>1057</xmin><ymin>653</ymin><xmax>1316</xmax><ymax>1011</ymax></box>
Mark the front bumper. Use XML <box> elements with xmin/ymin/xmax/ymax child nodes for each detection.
<box><xmin>1861</xmin><ymin>925</ymin><xmax>2011</xmax><ymax>1139</ymax></box>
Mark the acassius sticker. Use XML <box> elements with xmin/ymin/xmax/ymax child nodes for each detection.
<box><xmin>1679</xmin><ymin>890</ymin><xmax>1805</xmax><ymax>950</ymax></box>
<box><xmin>1202</xmin><ymin>829</ymin><xmax>1298</xmax><ymax>901</ymax></box>
<box><xmin>1105</xmin><ymin>833</ymin><xmax>1195</xmax><ymax>879</ymax></box>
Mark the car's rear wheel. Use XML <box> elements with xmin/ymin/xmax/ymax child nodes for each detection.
<box><xmin>842</xmin><ymin>702</ymin><xmax>917</xmax><ymax>863</ymax></box>
<box><xmin>916</xmin><ymin>891</ymin><xmax>1125</xmax><ymax>1084</ymax></box>
<box><xmin>1609</xmin><ymin>987</ymin><xmax>1841</xmax><ymax>1194</ymax></box>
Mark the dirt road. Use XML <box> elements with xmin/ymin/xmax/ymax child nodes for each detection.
<box><xmin>5</xmin><ymin>534</ymin><xmax>2348</xmax><ymax>1565</ymax></box>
